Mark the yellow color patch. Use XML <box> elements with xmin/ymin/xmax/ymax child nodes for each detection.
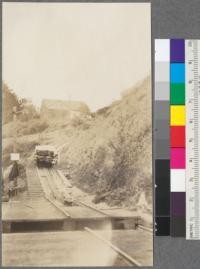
<box><xmin>170</xmin><ymin>105</ymin><xmax>185</xmax><ymax>126</ymax></box>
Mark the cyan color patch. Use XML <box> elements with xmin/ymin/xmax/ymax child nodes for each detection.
<box><xmin>170</xmin><ymin>63</ymin><xmax>185</xmax><ymax>83</ymax></box>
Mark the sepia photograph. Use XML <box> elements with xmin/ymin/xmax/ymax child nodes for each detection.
<box><xmin>2</xmin><ymin>2</ymin><xmax>152</xmax><ymax>267</ymax></box>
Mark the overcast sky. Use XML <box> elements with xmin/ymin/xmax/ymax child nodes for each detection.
<box><xmin>3</xmin><ymin>3</ymin><xmax>150</xmax><ymax>111</ymax></box>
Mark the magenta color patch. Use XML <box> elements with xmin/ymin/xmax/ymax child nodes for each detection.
<box><xmin>170</xmin><ymin>148</ymin><xmax>185</xmax><ymax>168</ymax></box>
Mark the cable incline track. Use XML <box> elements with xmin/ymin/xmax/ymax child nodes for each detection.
<box><xmin>37</xmin><ymin>167</ymin><xmax>154</xmax><ymax>231</ymax></box>
<box><xmin>36</xmin><ymin>167</ymin><xmax>70</xmax><ymax>217</ymax></box>
<box><xmin>35</xmin><ymin>166</ymin><xmax>150</xmax><ymax>267</ymax></box>
<box><xmin>37</xmin><ymin>167</ymin><xmax>112</xmax><ymax>218</ymax></box>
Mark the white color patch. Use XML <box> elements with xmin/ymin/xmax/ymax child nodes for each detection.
<box><xmin>155</xmin><ymin>39</ymin><xmax>170</xmax><ymax>62</ymax></box>
<box><xmin>170</xmin><ymin>169</ymin><xmax>185</xmax><ymax>192</ymax></box>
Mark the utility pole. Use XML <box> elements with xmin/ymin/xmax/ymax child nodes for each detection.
<box><xmin>12</xmin><ymin>103</ymin><xmax>23</xmax><ymax>152</ymax></box>
<box><xmin>12</xmin><ymin>106</ymin><xmax>17</xmax><ymax>153</ymax></box>
<box><xmin>11</xmin><ymin>105</ymin><xmax>23</xmax><ymax>192</ymax></box>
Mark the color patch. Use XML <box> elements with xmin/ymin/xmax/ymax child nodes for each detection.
<box><xmin>156</xmin><ymin>216</ymin><xmax>170</xmax><ymax>236</ymax></box>
<box><xmin>170</xmin><ymin>63</ymin><xmax>185</xmax><ymax>83</ymax></box>
<box><xmin>170</xmin><ymin>39</ymin><xmax>185</xmax><ymax>63</ymax></box>
<box><xmin>170</xmin><ymin>126</ymin><xmax>185</xmax><ymax>147</ymax></box>
<box><xmin>155</xmin><ymin>82</ymin><xmax>169</xmax><ymax>100</ymax></box>
<box><xmin>171</xmin><ymin>216</ymin><xmax>186</xmax><ymax>237</ymax></box>
<box><xmin>170</xmin><ymin>169</ymin><xmax>186</xmax><ymax>192</ymax></box>
<box><xmin>155</xmin><ymin>62</ymin><xmax>170</xmax><ymax>82</ymax></box>
<box><xmin>155</xmin><ymin>39</ymin><xmax>170</xmax><ymax>62</ymax></box>
<box><xmin>155</xmin><ymin>101</ymin><xmax>169</xmax><ymax>120</ymax></box>
<box><xmin>155</xmin><ymin>139</ymin><xmax>170</xmax><ymax>159</ymax></box>
<box><xmin>155</xmin><ymin>120</ymin><xmax>170</xmax><ymax>140</ymax></box>
<box><xmin>170</xmin><ymin>83</ymin><xmax>185</xmax><ymax>105</ymax></box>
<box><xmin>170</xmin><ymin>148</ymin><xmax>185</xmax><ymax>168</ymax></box>
<box><xmin>171</xmin><ymin>192</ymin><xmax>186</xmax><ymax>216</ymax></box>
<box><xmin>170</xmin><ymin>105</ymin><xmax>185</xmax><ymax>125</ymax></box>
<box><xmin>155</xmin><ymin>160</ymin><xmax>170</xmax><ymax>215</ymax></box>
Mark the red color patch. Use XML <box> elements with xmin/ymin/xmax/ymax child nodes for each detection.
<box><xmin>170</xmin><ymin>126</ymin><xmax>185</xmax><ymax>148</ymax></box>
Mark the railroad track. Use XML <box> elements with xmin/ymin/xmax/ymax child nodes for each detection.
<box><xmin>37</xmin><ymin>167</ymin><xmax>153</xmax><ymax>232</ymax></box>
<box><xmin>36</xmin><ymin>166</ymin><xmax>148</xmax><ymax>266</ymax></box>
<box><xmin>37</xmin><ymin>167</ymin><xmax>153</xmax><ymax>222</ymax></box>
<box><xmin>37</xmin><ymin>167</ymin><xmax>112</xmax><ymax>219</ymax></box>
<box><xmin>36</xmin><ymin>167</ymin><xmax>70</xmax><ymax>217</ymax></box>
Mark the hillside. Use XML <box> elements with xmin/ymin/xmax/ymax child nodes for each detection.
<box><xmin>58</xmin><ymin>76</ymin><xmax>152</xmax><ymax>211</ymax></box>
<box><xmin>2</xmin><ymin>76</ymin><xmax>152</xmax><ymax>214</ymax></box>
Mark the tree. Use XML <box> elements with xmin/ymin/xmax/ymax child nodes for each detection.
<box><xmin>2</xmin><ymin>83</ymin><xmax>37</xmax><ymax>123</ymax></box>
<box><xmin>2</xmin><ymin>83</ymin><xmax>21</xmax><ymax>123</ymax></box>
<box><xmin>107</xmin><ymin>113</ymin><xmax>135</xmax><ymax>189</ymax></box>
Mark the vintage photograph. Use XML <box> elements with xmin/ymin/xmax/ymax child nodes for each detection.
<box><xmin>2</xmin><ymin>2</ymin><xmax>152</xmax><ymax>267</ymax></box>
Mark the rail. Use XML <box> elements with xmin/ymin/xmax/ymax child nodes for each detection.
<box><xmin>75</xmin><ymin>200</ymin><xmax>111</xmax><ymax>218</ymax></box>
<box><xmin>36</xmin><ymin>167</ymin><xmax>70</xmax><ymax>217</ymax></box>
<box><xmin>37</xmin><ymin>167</ymin><xmax>111</xmax><ymax>218</ymax></box>
<box><xmin>84</xmin><ymin>227</ymin><xmax>142</xmax><ymax>266</ymax></box>
<box><xmin>138</xmin><ymin>224</ymin><xmax>153</xmax><ymax>233</ymax></box>
<box><xmin>37</xmin><ymin>167</ymin><xmax>152</xmax><ymax>233</ymax></box>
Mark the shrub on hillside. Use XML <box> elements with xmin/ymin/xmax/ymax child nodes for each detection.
<box><xmin>22</xmin><ymin>119</ymin><xmax>49</xmax><ymax>135</ymax></box>
<box><xmin>2</xmin><ymin>139</ymin><xmax>40</xmax><ymax>168</ymax></box>
<box><xmin>69</xmin><ymin>112</ymin><xmax>151</xmax><ymax>209</ymax></box>
<box><xmin>96</xmin><ymin>106</ymin><xmax>110</xmax><ymax>116</ymax></box>
<box><xmin>3</xmin><ymin>118</ymin><xmax>49</xmax><ymax>138</ymax></box>
<box><xmin>70</xmin><ymin>116</ymin><xmax>90</xmax><ymax>130</ymax></box>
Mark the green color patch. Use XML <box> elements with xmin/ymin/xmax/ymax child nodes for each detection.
<box><xmin>170</xmin><ymin>83</ymin><xmax>185</xmax><ymax>105</ymax></box>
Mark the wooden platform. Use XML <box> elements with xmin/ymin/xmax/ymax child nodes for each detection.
<box><xmin>63</xmin><ymin>205</ymin><xmax>107</xmax><ymax>219</ymax></box>
<box><xmin>101</xmin><ymin>208</ymin><xmax>141</xmax><ymax>218</ymax></box>
<box><xmin>2</xmin><ymin>230</ymin><xmax>153</xmax><ymax>267</ymax></box>
<box><xmin>2</xmin><ymin>198</ymin><xmax>141</xmax><ymax>233</ymax></box>
<box><xmin>2</xmin><ymin>199</ymin><xmax>66</xmax><ymax>221</ymax></box>
<box><xmin>2</xmin><ymin>199</ymin><xmax>140</xmax><ymax>221</ymax></box>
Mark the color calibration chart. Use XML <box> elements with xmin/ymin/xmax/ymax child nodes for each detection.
<box><xmin>155</xmin><ymin>39</ymin><xmax>200</xmax><ymax>239</ymax></box>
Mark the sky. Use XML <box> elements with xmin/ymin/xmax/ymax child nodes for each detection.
<box><xmin>3</xmin><ymin>3</ymin><xmax>151</xmax><ymax>111</ymax></box>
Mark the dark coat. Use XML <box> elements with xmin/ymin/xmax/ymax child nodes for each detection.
<box><xmin>8</xmin><ymin>162</ymin><xmax>19</xmax><ymax>181</ymax></box>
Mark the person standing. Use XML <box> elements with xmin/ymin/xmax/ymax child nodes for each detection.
<box><xmin>2</xmin><ymin>164</ymin><xmax>13</xmax><ymax>200</ymax></box>
<box><xmin>8</xmin><ymin>161</ymin><xmax>19</xmax><ymax>196</ymax></box>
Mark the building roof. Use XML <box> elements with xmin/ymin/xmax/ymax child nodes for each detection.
<box><xmin>35</xmin><ymin>145</ymin><xmax>57</xmax><ymax>152</ymax></box>
<box><xmin>41</xmin><ymin>99</ymin><xmax>90</xmax><ymax>113</ymax></box>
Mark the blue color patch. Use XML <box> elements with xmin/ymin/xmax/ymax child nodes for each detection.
<box><xmin>170</xmin><ymin>63</ymin><xmax>185</xmax><ymax>83</ymax></box>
